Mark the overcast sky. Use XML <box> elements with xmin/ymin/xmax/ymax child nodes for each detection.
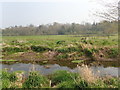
<box><xmin>0</xmin><ymin>0</ymin><xmax>115</xmax><ymax>28</ymax></box>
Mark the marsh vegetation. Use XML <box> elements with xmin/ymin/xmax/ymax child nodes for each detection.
<box><xmin>2</xmin><ymin>35</ymin><xmax>118</xmax><ymax>61</ymax></box>
<box><xmin>0</xmin><ymin>65</ymin><xmax>119</xmax><ymax>89</ymax></box>
<box><xmin>1</xmin><ymin>34</ymin><xmax>119</xmax><ymax>88</ymax></box>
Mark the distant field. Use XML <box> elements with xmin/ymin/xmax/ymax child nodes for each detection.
<box><xmin>2</xmin><ymin>35</ymin><xmax>118</xmax><ymax>46</ymax></box>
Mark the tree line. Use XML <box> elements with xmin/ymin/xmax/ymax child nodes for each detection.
<box><xmin>2</xmin><ymin>20</ymin><xmax>118</xmax><ymax>36</ymax></box>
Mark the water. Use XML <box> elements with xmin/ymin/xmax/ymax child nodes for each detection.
<box><xmin>1</xmin><ymin>61</ymin><xmax>119</xmax><ymax>77</ymax></box>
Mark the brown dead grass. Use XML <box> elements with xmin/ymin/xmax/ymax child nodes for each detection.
<box><xmin>43</xmin><ymin>51</ymin><xmax>58</xmax><ymax>59</ymax></box>
<box><xmin>77</xmin><ymin>64</ymin><xmax>97</xmax><ymax>84</ymax></box>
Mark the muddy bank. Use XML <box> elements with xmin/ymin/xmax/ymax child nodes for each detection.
<box><xmin>2</xmin><ymin>51</ymin><xmax>58</xmax><ymax>61</ymax></box>
<box><xmin>2</xmin><ymin>50</ymin><xmax>118</xmax><ymax>62</ymax></box>
<box><xmin>2</xmin><ymin>42</ymin><xmax>118</xmax><ymax>62</ymax></box>
<box><xmin>1</xmin><ymin>58</ymin><xmax>120</xmax><ymax>70</ymax></box>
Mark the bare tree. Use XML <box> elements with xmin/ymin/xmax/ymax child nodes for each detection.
<box><xmin>95</xmin><ymin>0</ymin><xmax>119</xmax><ymax>21</ymax></box>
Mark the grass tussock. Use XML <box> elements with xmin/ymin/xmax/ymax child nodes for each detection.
<box><xmin>77</xmin><ymin>64</ymin><xmax>97</xmax><ymax>84</ymax></box>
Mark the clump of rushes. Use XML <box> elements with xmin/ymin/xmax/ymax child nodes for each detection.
<box><xmin>102</xmin><ymin>76</ymin><xmax>120</xmax><ymax>88</ymax></box>
<box><xmin>56</xmin><ymin>40</ymin><xmax>65</xmax><ymax>45</ymax></box>
<box><xmin>3</xmin><ymin>47</ymin><xmax>28</xmax><ymax>54</ymax></box>
<box><xmin>1</xmin><ymin>79</ymin><xmax>11</xmax><ymax>88</ymax></box>
<box><xmin>1</xmin><ymin>70</ymin><xmax>17</xmax><ymax>82</ymax></box>
<box><xmin>107</xmin><ymin>48</ymin><xmax>118</xmax><ymax>58</ymax></box>
<box><xmin>0</xmin><ymin>70</ymin><xmax>10</xmax><ymax>80</ymax></box>
<box><xmin>56</xmin><ymin>54</ymin><xmax>68</xmax><ymax>59</ymax></box>
<box><xmin>51</xmin><ymin>70</ymin><xmax>77</xmax><ymax>85</ymax></box>
<box><xmin>74</xmin><ymin>79</ymin><xmax>89</xmax><ymax>88</ymax></box>
<box><xmin>77</xmin><ymin>64</ymin><xmax>97</xmax><ymax>84</ymax></box>
<box><xmin>102</xmin><ymin>40</ymin><xmax>110</xmax><ymax>45</ymax></box>
<box><xmin>56</xmin><ymin>77</ymin><xmax>89</xmax><ymax>88</ymax></box>
<box><xmin>83</xmin><ymin>48</ymin><xmax>98</xmax><ymax>59</ymax></box>
<box><xmin>0</xmin><ymin>70</ymin><xmax>18</xmax><ymax>88</ymax></box>
<box><xmin>56</xmin><ymin>80</ymin><xmax>75</xmax><ymax>88</ymax></box>
<box><xmin>31</xmin><ymin>45</ymin><xmax>52</xmax><ymax>52</ymax></box>
<box><xmin>10</xmin><ymin>40</ymin><xmax>27</xmax><ymax>46</ymax></box>
<box><xmin>23</xmin><ymin>71</ymin><xmax>49</xmax><ymax>88</ymax></box>
<box><xmin>9</xmin><ymin>73</ymin><xmax>18</xmax><ymax>82</ymax></box>
<box><xmin>56</xmin><ymin>46</ymin><xmax>80</xmax><ymax>53</ymax></box>
<box><xmin>84</xmin><ymin>48</ymin><xmax>93</xmax><ymax>58</ymax></box>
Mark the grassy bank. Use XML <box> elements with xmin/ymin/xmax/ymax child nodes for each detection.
<box><xmin>2</xmin><ymin>35</ymin><xmax>118</xmax><ymax>61</ymax></box>
<box><xmin>0</xmin><ymin>65</ymin><xmax>119</xmax><ymax>89</ymax></box>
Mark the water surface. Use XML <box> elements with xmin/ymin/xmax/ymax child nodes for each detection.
<box><xmin>1</xmin><ymin>61</ymin><xmax>119</xmax><ymax>77</ymax></box>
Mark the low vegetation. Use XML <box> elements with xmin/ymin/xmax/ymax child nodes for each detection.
<box><xmin>0</xmin><ymin>65</ymin><xmax>119</xmax><ymax>89</ymax></box>
<box><xmin>71</xmin><ymin>60</ymin><xmax>85</xmax><ymax>63</ymax></box>
<box><xmin>2</xmin><ymin>35</ymin><xmax>118</xmax><ymax>62</ymax></box>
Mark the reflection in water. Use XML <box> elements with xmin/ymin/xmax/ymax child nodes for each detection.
<box><xmin>1</xmin><ymin>62</ymin><xmax>118</xmax><ymax>77</ymax></box>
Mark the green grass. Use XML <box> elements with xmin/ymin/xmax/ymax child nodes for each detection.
<box><xmin>42</xmin><ymin>60</ymin><xmax>48</xmax><ymax>63</ymax></box>
<box><xmin>2</xmin><ymin>35</ymin><xmax>118</xmax><ymax>60</ymax></box>
<box><xmin>51</xmin><ymin>70</ymin><xmax>77</xmax><ymax>84</ymax></box>
<box><xmin>23</xmin><ymin>71</ymin><xmax>49</xmax><ymax>88</ymax></box>
<box><xmin>3</xmin><ymin>35</ymin><xmax>118</xmax><ymax>47</ymax></box>
<box><xmin>71</xmin><ymin>60</ymin><xmax>85</xmax><ymax>63</ymax></box>
<box><xmin>0</xmin><ymin>70</ymin><xmax>119</xmax><ymax>88</ymax></box>
<box><xmin>107</xmin><ymin>48</ymin><xmax>118</xmax><ymax>58</ymax></box>
<box><xmin>0</xmin><ymin>59</ymin><xmax>17</xmax><ymax>61</ymax></box>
